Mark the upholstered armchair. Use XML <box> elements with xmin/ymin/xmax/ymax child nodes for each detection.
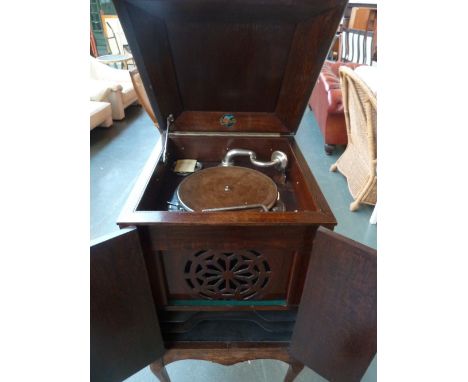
<box><xmin>90</xmin><ymin>101</ymin><xmax>113</xmax><ymax>130</ymax></box>
<box><xmin>89</xmin><ymin>80</ymin><xmax>113</xmax><ymax>130</ymax></box>
<box><xmin>89</xmin><ymin>56</ymin><xmax>138</xmax><ymax>120</ymax></box>
<box><xmin>309</xmin><ymin>61</ymin><xmax>360</xmax><ymax>154</ymax></box>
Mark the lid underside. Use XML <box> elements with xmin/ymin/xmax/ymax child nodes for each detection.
<box><xmin>114</xmin><ymin>0</ymin><xmax>347</xmax><ymax>134</ymax></box>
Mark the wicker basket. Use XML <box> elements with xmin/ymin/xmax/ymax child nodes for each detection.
<box><xmin>330</xmin><ymin>66</ymin><xmax>377</xmax><ymax>211</ymax></box>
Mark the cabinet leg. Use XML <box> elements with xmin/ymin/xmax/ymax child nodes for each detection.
<box><xmin>150</xmin><ymin>358</ymin><xmax>171</xmax><ymax>382</ymax></box>
<box><xmin>283</xmin><ymin>361</ymin><xmax>304</xmax><ymax>382</ymax></box>
<box><xmin>324</xmin><ymin>144</ymin><xmax>336</xmax><ymax>155</ymax></box>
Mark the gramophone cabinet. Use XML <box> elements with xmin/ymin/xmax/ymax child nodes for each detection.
<box><xmin>91</xmin><ymin>1</ymin><xmax>377</xmax><ymax>381</ymax></box>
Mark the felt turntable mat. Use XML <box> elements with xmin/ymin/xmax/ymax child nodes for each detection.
<box><xmin>177</xmin><ymin>166</ymin><xmax>278</xmax><ymax>212</ymax></box>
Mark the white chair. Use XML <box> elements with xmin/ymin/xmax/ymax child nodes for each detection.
<box><xmin>90</xmin><ymin>101</ymin><xmax>113</xmax><ymax>130</ymax></box>
<box><xmin>90</xmin><ymin>56</ymin><xmax>138</xmax><ymax>120</ymax></box>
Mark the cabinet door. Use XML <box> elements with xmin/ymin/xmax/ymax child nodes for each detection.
<box><xmin>290</xmin><ymin>227</ymin><xmax>376</xmax><ymax>382</ymax></box>
<box><xmin>91</xmin><ymin>228</ymin><xmax>165</xmax><ymax>382</ymax></box>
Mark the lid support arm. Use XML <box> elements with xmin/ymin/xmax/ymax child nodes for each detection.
<box><xmin>162</xmin><ymin>114</ymin><xmax>174</xmax><ymax>163</ymax></box>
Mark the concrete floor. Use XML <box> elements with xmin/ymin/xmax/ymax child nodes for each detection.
<box><xmin>91</xmin><ymin>105</ymin><xmax>159</xmax><ymax>239</ymax></box>
<box><xmin>90</xmin><ymin>105</ymin><xmax>377</xmax><ymax>381</ymax></box>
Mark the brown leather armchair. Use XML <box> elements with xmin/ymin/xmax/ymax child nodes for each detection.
<box><xmin>309</xmin><ymin>61</ymin><xmax>360</xmax><ymax>154</ymax></box>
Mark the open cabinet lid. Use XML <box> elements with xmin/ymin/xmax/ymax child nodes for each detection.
<box><xmin>114</xmin><ymin>0</ymin><xmax>347</xmax><ymax>134</ymax></box>
<box><xmin>290</xmin><ymin>227</ymin><xmax>377</xmax><ymax>382</ymax></box>
<box><xmin>90</xmin><ymin>228</ymin><xmax>165</xmax><ymax>382</ymax></box>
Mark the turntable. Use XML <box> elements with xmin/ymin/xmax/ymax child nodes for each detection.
<box><xmin>170</xmin><ymin>149</ymin><xmax>288</xmax><ymax>212</ymax></box>
<box><xmin>176</xmin><ymin>165</ymin><xmax>280</xmax><ymax>212</ymax></box>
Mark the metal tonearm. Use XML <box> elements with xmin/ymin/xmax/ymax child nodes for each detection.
<box><xmin>220</xmin><ymin>149</ymin><xmax>288</xmax><ymax>170</ymax></box>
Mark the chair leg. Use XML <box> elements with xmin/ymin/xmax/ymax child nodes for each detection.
<box><xmin>349</xmin><ymin>175</ymin><xmax>376</xmax><ymax>212</ymax></box>
<box><xmin>150</xmin><ymin>358</ymin><xmax>171</xmax><ymax>382</ymax></box>
<box><xmin>101</xmin><ymin>116</ymin><xmax>113</xmax><ymax>128</ymax></box>
<box><xmin>108</xmin><ymin>92</ymin><xmax>126</xmax><ymax>120</ymax></box>
<box><xmin>350</xmin><ymin>200</ymin><xmax>360</xmax><ymax>211</ymax></box>
<box><xmin>369</xmin><ymin>203</ymin><xmax>377</xmax><ymax>224</ymax></box>
<box><xmin>324</xmin><ymin>144</ymin><xmax>336</xmax><ymax>155</ymax></box>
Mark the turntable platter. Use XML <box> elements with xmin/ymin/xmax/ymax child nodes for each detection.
<box><xmin>177</xmin><ymin>166</ymin><xmax>278</xmax><ymax>212</ymax></box>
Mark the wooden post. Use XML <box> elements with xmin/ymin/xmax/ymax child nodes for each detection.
<box><xmin>150</xmin><ymin>358</ymin><xmax>171</xmax><ymax>382</ymax></box>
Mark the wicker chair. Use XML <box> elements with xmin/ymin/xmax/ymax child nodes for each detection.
<box><xmin>129</xmin><ymin>69</ymin><xmax>159</xmax><ymax>128</ymax></box>
<box><xmin>330</xmin><ymin>66</ymin><xmax>377</xmax><ymax>211</ymax></box>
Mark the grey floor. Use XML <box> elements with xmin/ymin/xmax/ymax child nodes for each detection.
<box><xmin>91</xmin><ymin>105</ymin><xmax>377</xmax><ymax>382</ymax></box>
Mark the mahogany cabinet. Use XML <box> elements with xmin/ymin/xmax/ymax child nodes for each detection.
<box><xmin>112</xmin><ymin>0</ymin><xmax>346</xmax><ymax>312</ymax></box>
<box><xmin>91</xmin><ymin>1</ymin><xmax>377</xmax><ymax>381</ymax></box>
<box><xmin>91</xmin><ymin>227</ymin><xmax>376</xmax><ymax>381</ymax></box>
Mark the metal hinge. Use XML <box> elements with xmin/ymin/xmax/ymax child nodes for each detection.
<box><xmin>162</xmin><ymin>114</ymin><xmax>174</xmax><ymax>163</ymax></box>
<box><xmin>169</xmin><ymin>132</ymin><xmax>284</xmax><ymax>138</ymax></box>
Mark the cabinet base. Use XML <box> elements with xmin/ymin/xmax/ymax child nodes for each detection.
<box><xmin>150</xmin><ymin>344</ymin><xmax>304</xmax><ymax>382</ymax></box>
<box><xmin>159</xmin><ymin>309</ymin><xmax>296</xmax><ymax>343</ymax></box>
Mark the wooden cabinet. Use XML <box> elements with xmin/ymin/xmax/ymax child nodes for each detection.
<box><xmin>113</xmin><ymin>0</ymin><xmax>344</xmax><ymax>313</ymax></box>
<box><xmin>90</xmin><ymin>1</ymin><xmax>377</xmax><ymax>381</ymax></box>
<box><xmin>91</xmin><ymin>227</ymin><xmax>376</xmax><ymax>381</ymax></box>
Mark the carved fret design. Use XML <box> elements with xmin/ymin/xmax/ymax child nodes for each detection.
<box><xmin>184</xmin><ymin>250</ymin><xmax>271</xmax><ymax>300</ymax></box>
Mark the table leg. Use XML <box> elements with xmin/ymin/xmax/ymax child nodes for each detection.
<box><xmin>150</xmin><ymin>358</ymin><xmax>171</xmax><ymax>382</ymax></box>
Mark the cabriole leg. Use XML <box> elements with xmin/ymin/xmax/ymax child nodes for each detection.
<box><xmin>284</xmin><ymin>361</ymin><xmax>304</xmax><ymax>382</ymax></box>
<box><xmin>324</xmin><ymin>144</ymin><xmax>336</xmax><ymax>155</ymax></box>
<box><xmin>150</xmin><ymin>358</ymin><xmax>171</xmax><ymax>382</ymax></box>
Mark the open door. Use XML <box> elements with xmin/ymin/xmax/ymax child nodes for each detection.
<box><xmin>290</xmin><ymin>227</ymin><xmax>376</xmax><ymax>382</ymax></box>
<box><xmin>91</xmin><ymin>228</ymin><xmax>165</xmax><ymax>382</ymax></box>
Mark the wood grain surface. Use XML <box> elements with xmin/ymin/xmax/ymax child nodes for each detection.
<box><xmin>113</xmin><ymin>0</ymin><xmax>348</xmax><ymax>133</ymax></box>
<box><xmin>90</xmin><ymin>228</ymin><xmax>165</xmax><ymax>382</ymax></box>
<box><xmin>290</xmin><ymin>227</ymin><xmax>377</xmax><ymax>382</ymax></box>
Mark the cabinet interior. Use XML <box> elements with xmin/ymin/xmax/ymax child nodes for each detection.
<box><xmin>136</xmin><ymin>135</ymin><xmax>318</xmax><ymax>213</ymax></box>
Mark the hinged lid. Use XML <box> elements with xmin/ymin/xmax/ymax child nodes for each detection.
<box><xmin>114</xmin><ymin>0</ymin><xmax>347</xmax><ymax>135</ymax></box>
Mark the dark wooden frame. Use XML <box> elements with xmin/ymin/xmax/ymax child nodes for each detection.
<box><xmin>113</xmin><ymin>0</ymin><xmax>347</xmax><ymax>133</ymax></box>
<box><xmin>90</xmin><ymin>2</ymin><xmax>377</xmax><ymax>381</ymax></box>
<box><xmin>117</xmin><ymin>134</ymin><xmax>336</xmax><ymax>310</ymax></box>
<box><xmin>91</xmin><ymin>227</ymin><xmax>377</xmax><ymax>382</ymax></box>
<box><xmin>150</xmin><ymin>344</ymin><xmax>304</xmax><ymax>382</ymax></box>
<box><xmin>118</xmin><ymin>136</ymin><xmax>335</xmax><ymax>225</ymax></box>
<box><xmin>112</xmin><ymin>0</ymin><xmax>341</xmax><ymax>347</ymax></box>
